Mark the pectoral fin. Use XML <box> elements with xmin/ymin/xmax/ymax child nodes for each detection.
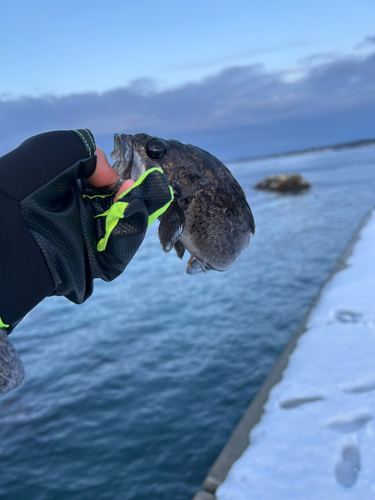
<box><xmin>158</xmin><ymin>202</ymin><xmax>186</xmax><ymax>253</ymax></box>
<box><xmin>173</xmin><ymin>240</ymin><xmax>185</xmax><ymax>259</ymax></box>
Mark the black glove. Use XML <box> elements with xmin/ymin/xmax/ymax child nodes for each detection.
<box><xmin>0</xmin><ymin>129</ymin><xmax>173</xmax><ymax>333</ymax></box>
<box><xmin>24</xmin><ymin>165</ymin><xmax>173</xmax><ymax>304</ymax></box>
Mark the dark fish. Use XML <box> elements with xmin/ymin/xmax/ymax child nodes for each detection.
<box><xmin>110</xmin><ymin>133</ymin><xmax>255</xmax><ymax>273</ymax></box>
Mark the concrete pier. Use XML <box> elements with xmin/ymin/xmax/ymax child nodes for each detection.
<box><xmin>193</xmin><ymin>207</ymin><xmax>374</xmax><ymax>500</ymax></box>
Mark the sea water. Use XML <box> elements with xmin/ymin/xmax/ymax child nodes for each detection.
<box><xmin>0</xmin><ymin>146</ymin><xmax>374</xmax><ymax>500</ymax></box>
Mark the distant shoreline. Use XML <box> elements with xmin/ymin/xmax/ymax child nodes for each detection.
<box><xmin>230</xmin><ymin>137</ymin><xmax>375</xmax><ymax>164</ymax></box>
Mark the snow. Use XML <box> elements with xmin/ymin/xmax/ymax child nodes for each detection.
<box><xmin>216</xmin><ymin>208</ymin><xmax>375</xmax><ymax>500</ymax></box>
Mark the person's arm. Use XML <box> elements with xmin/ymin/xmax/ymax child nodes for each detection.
<box><xmin>0</xmin><ymin>130</ymin><xmax>96</xmax><ymax>330</ymax></box>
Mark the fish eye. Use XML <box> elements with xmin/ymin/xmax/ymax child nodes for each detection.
<box><xmin>146</xmin><ymin>139</ymin><xmax>168</xmax><ymax>160</ymax></box>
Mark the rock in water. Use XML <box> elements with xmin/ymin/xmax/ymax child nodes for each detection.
<box><xmin>255</xmin><ymin>174</ymin><xmax>310</xmax><ymax>192</ymax></box>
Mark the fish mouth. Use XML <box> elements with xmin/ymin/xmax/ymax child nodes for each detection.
<box><xmin>102</xmin><ymin>134</ymin><xmax>134</xmax><ymax>193</ymax></box>
<box><xmin>110</xmin><ymin>133</ymin><xmax>149</xmax><ymax>185</ymax></box>
<box><xmin>110</xmin><ymin>134</ymin><xmax>134</xmax><ymax>180</ymax></box>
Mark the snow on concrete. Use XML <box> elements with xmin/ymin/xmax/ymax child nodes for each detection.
<box><xmin>216</xmin><ymin>208</ymin><xmax>375</xmax><ymax>500</ymax></box>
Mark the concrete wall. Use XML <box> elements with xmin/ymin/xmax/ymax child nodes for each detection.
<box><xmin>192</xmin><ymin>208</ymin><xmax>373</xmax><ymax>499</ymax></box>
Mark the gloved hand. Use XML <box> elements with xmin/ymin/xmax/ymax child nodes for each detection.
<box><xmin>28</xmin><ymin>165</ymin><xmax>173</xmax><ymax>305</ymax></box>
<box><xmin>0</xmin><ymin>129</ymin><xmax>173</xmax><ymax>333</ymax></box>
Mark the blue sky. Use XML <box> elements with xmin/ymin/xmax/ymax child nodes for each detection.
<box><xmin>1</xmin><ymin>0</ymin><xmax>374</xmax><ymax>160</ymax></box>
<box><xmin>1</xmin><ymin>0</ymin><xmax>374</xmax><ymax>97</ymax></box>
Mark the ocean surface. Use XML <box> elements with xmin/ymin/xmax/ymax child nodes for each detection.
<box><xmin>1</xmin><ymin>146</ymin><xmax>374</xmax><ymax>500</ymax></box>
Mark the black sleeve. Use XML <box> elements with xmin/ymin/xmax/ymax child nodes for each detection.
<box><xmin>0</xmin><ymin>129</ymin><xmax>96</xmax><ymax>329</ymax></box>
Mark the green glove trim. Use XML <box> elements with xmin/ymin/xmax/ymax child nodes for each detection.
<box><xmin>116</xmin><ymin>168</ymin><xmax>170</xmax><ymax>202</ymax></box>
<box><xmin>147</xmin><ymin>187</ymin><xmax>174</xmax><ymax>226</ymax></box>
<box><xmin>83</xmin><ymin>193</ymin><xmax>112</xmax><ymax>200</ymax></box>
<box><xmin>0</xmin><ymin>317</ymin><xmax>9</xmax><ymax>328</ymax></box>
<box><xmin>73</xmin><ymin>129</ymin><xmax>96</xmax><ymax>157</ymax></box>
<box><xmin>96</xmin><ymin>201</ymin><xmax>129</xmax><ymax>252</ymax></box>
<box><xmin>96</xmin><ymin>167</ymin><xmax>173</xmax><ymax>252</ymax></box>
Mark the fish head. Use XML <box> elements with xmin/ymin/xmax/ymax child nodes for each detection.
<box><xmin>111</xmin><ymin>133</ymin><xmax>210</xmax><ymax>198</ymax></box>
<box><xmin>110</xmin><ymin>133</ymin><xmax>255</xmax><ymax>273</ymax></box>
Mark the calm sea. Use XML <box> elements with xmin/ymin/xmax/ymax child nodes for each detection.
<box><xmin>1</xmin><ymin>146</ymin><xmax>374</xmax><ymax>500</ymax></box>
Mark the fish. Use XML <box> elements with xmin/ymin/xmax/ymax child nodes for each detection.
<box><xmin>109</xmin><ymin>133</ymin><xmax>255</xmax><ymax>274</ymax></box>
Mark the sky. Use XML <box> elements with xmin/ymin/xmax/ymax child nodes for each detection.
<box><xmin>1</xmin><ymin>0</ymin><xmax>375</xmax><ymax>160</ymax></box>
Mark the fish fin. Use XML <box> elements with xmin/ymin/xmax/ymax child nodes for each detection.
<box><xmin>170</xmin><ymin>156</ymin><xmax>210</xmax><ymax>198</ymax></box>
<box><xmin>171</xmin><ymin>177</ymin><xmax>209</xmax><ymax>199</ymax></box>
<box><xmin>186</xmin><ymin>258</ymin><xmax>206</xmax><ymax>274</ymax></box>
<box><xmin>158</xmin><ymin>202</ymin><xmax>186</xmax><ymax>253</ymax></box>
<box><xmin>173</xmin><ymin>240</ymin><xmax>185</xmax><ymax>259</ymax></box>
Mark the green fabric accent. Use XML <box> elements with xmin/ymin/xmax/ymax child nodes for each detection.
<box><xmin>96</xmin><ymin>167</ymin><xmax>174</xmax><ymax>252</ymax></box>
<box><xmin>73</xmin><ymin>129</ymin><xmax>96</xmax><ymax>157</ymax></box>
<box><xmin>147</xmin><ymin>185</ymin><xmax>174</xmax><ymax>227</ymax></box>
<box><xmin>0</xmin><ymin>317</ymin><xmax>9</xmax><ymax>328</ymax></box>
<box><xmin>116</xmin><ymin>167</ymin><xmax>174</xmax><ymax>228</ymax></box>
<box><xmin>83</xmin><ymin>193</ymin><xmax>112</xmax><ymax>200</ymax></box>
<box><xmin>97</xmin><ymin>202</ymin><xmax>129</xmax><ymax>252</ymax></box>
<box><xmin>116</xmin><ymin>168</ymin><xmax>166</xmax><ymax>200</ymax></box>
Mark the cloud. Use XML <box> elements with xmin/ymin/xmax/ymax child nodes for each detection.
<box><xmin>169</xmin><ymin>40</ymin><xmax>311</xmax><ymax>70</ymax></box>
<box><xmin>1</xmin><ymin>43</ymin><xmax>375</xmax><ymax>160</ymax></box>
<box><xmin>299</xmin><ymin>52</ymin><xmax>337</xmax><ymax>65</ymax></box>
<box><xmin>355</xmin><ymin>35</ymin><xmax>375</xmax><ymax>49</ymax></box>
